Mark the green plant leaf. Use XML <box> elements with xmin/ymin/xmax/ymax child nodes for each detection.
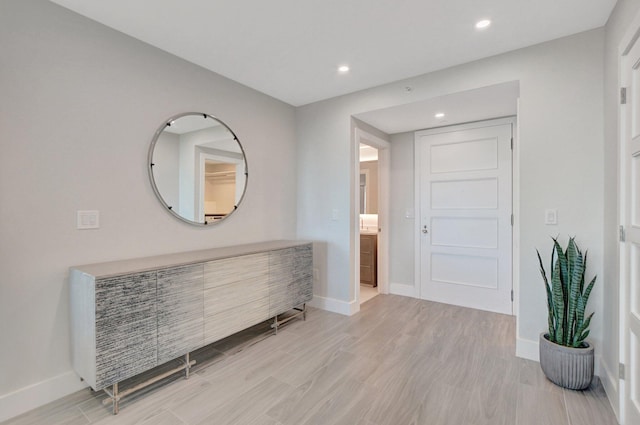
<box><xmin>537</xmin><ymin>249</ymin><xmax>555</xmax><ymax>339</ymax></box>
<box><xmin>553</xmin><ymin>238</ymin><xmax>570</xmax><ymax>344</ymax></box>
<box><xmin>551</xmin><ymin>253</ymin><xmax>564</xmax><ymax>344</ymax></box>
<box><xmin>573</xmin><ymin>312</ymin><xmax>593</xmax><ymax>347</ymax></box>
<box><xmin>583</xmin><ymin>275</ymin><xmax>596</xmax><ymax>304</ymax></box>
<box><xmin>566</xmin><ymin>238</ymin><xmax>584</xmax><ymax>345</ymax></box>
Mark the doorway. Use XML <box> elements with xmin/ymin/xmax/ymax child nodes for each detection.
<box><xmin>359</xmin><ymin>143</ymin><xmax>379</xmax><ymax>304</ymax></box>
<box><xmin>415</xmin><ymin>118</ymin><xmax>514</xmax><ymax>315</ymax></box>
<box><xmin>354</xmin><ymin>127</ymin><xmax>390</xmax><ymax>307</ymax></box>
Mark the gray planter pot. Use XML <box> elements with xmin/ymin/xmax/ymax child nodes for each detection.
<box><xmin>539</xmin><ymin>333</ymin><xmax>594</xmax><ymax>390</ymax></box>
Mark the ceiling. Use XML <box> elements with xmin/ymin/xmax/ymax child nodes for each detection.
<box><xmin>355</xmin><ymin>81</ymin><xmax>519</xmax><ymax>135</ymax></box>
<box><xmin>50</xmin><ymin>0</ymin><xmax>615</xmax><ymax>107</ymax></box>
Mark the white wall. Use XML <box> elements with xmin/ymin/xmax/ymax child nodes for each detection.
<box><xmin>602</xmin><ymin>0</ymin><xmax>640</xmax><ymax>419</ymax></box>
<box><xmin>0</xmin><ymin>0</ymin><xmax>296</xmax><ymax>420</ymax></box>
<box><xmin>297</xmin><ymin>29</ymin><xmax>605</xmax><ymax>365</ymax></box>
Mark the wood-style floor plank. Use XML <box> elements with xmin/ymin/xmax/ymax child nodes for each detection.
<box><xmin>516</xmin><ymin>384</ymin><xmax>569</xmax><ymax>425</ymax></box>
<box><xmin>1</xmin><ymin>295</ymin><xmax>619</xmax><ymax>425</ymax></box>
<box><xmin>564</xmin><ymin>380</ymin><xmax>619</xmax><ymax>425</ymax></box>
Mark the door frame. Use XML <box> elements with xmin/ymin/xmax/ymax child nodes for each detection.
<box><xmin>414</xmin><ymin>116</ymin><xmax>519</xmax><ymax>316</ymax></box>
<box><xmin>353</xmin><ymin>127</ymin><xmax>391</xmax><ymax>308</ymax></box>
<box><xmin>617</xmin><ymin>10</ymin><xmax>640</xmax><ymax>423</ymax></box>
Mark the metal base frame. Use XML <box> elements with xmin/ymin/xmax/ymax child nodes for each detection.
<box><xmin>102</xmin><ymin>304</ymin><xmax>307</xmax><ymax>414</ymax></box>
<box><xmin>271</xmin><ymin>303</ymin><xmax>307</xmax><ymax>334</ymax></box>
<box><xmin>103</xmin><ymin>353</ymin><xmax>195</xmax><ymax>415</ymax></box>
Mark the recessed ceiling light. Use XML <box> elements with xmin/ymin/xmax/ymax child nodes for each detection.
<box><xmin>475</xmin><ymin>19</ymin><xmax>491</xmax><ymax>29</ymax></box>
<box><xmin>338</xmin><ymin>65</ymin><xmax>350</xmax><ymax>73</ymax></box>
<box><xmin>435</xmin><ymin>112</ymin><xmax>445</xmax><ymax>119</ymax></box>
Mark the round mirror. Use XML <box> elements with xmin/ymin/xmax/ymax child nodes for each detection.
<box><xmin>148</xmin><ymin>112</ymin><xmax>248</xmax><ymax>226</ymax></box>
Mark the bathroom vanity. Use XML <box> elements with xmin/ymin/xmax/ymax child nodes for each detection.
<box><xmin>360</xmin><ymin>233</ymin><xmax>377</xmax><ymax>287</ymax></box>
<box><xmin>69</xmin><ymin>240</ymin><xmax>312</xmax><ymax>413</ymax></box>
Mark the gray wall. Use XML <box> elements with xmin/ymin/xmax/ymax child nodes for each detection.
<box><xmin>602</xmin><ymin>0</ymin><xmax>640</xmax><ymax>418</ymax></box>
<box><xmin>0</xmin><ymin>0</ymin><xmax>296</xmax><ymax>412</ymax></box>
<box><xmin>389</xmin><ymin>132</ymin><xmax>415</xmax><ymax>289</ymax></box>
<box><xmin>297</xmin><ymin>28</ymin><xmax>605</xmax><ymax>366</ymax></box>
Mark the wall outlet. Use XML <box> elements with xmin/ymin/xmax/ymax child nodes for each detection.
<box><xmin>77</xmin><ymin>210</ymin><xmax>100</xmax><ymax>229</ymax></box>
<box><xmin>331</xmin><ymin>209</ymin><xmax>339</xmax><ymax>221</ymax></box>
<box><xmin>544</xmin><ymin>209</ymin><xmax>557</xmax><ymax>225</ymax></box>
<box><xmin>313</xmin><ymin>269</ymin><xmax>319</xmax><ymax>281</ymax></box>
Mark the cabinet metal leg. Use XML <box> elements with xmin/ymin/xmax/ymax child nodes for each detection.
<box><xmin>183</xmin><ymin>353</ymin><xmax>191</xmax><ymax>379</ymax></box>
<box><xmin>102</xmin><ymin>355</ymin><xmax>196</xmax><ymax>414</ymax></box>
<box><xmin>270</xmin><ymin>304</ymin><xmax>307</xmax><ymax>334</ymax></box>
<box><xmin>104</xmin><ymin>382</ymin><xmax>119</xmax><ymax>415</ymax></box>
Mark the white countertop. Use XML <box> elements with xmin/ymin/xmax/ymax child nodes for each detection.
<box><xmin>71</xmin><ymin>240</ymin><xmax>312</xmax><ymax>278</ymax></box>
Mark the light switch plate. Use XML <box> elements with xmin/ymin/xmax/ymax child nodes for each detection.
<box><xmin>77</xmin><ymin>210</ymin><xmax>100</xmax><ymax>229</ymax></box>
<box><xmin>544</xmin><ymin>209</ymin><xmax>557</xmax><ymax>225</ymax></box>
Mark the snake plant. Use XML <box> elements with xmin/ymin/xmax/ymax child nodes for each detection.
<box><xmin>536</xmin><ymin>237</ymin><xmax>595</xmax><ymax>348</ymax></box>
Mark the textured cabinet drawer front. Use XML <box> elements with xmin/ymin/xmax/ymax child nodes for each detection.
<box><xmin>157</xmin><ymin>264</ymin><xmax>204</xmax><ymax>364</ymax></box>
<box><xmin>95</xmin><ymin>317</ymin><xmax>158</xmax><ymax>389</ymax></box>
<box><xmin>95</xmin><ymin>272</ymin><xmax>156</xmax><ymax>321</ymax></box>
<box><xmin>95</xmin><ymin>272</ymin><xmax>157</xmax><ymax>390</ymax></box>
<box><xmin>293</xmin><ymin>275</ymin><xmax>313</xmax><ymax>305</ymax></box>
<box><xmin>269</xmin><ymin>245</ymin><xmax>312</xmax><ymax>316</ymax></box>
<box><xmin>204</xmin><ymin>296</ymin><xmax>270</xmax><ymax>344</ymax></box>
<box><xmin>204</xmin><ymin>276</ymin><xmax>269</xmax><ymax>319</ymax></box>
<box><xmin>204</xmin><ymin>253</ymin><xmax>269</xmax><ymax>290</ymax></box>
<box><xmin>269</xmin><ymin>248</ymin><xmax>295</xmax><ymax>273</ymax></box>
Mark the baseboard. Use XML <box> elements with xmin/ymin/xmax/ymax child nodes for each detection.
<box><xmin>0</xmin><ymin>370</ymin><xmax>87</xmax><ymax>423</ymax></box>
<box><xmin>600</xmin><ymin>358</ymin><xmax>621</xmax><ymax>423</ymax></box>
<box><xmin>389</xmin><ymin>282</ymin><xmax>417</xmax><ymax>298</ymax></box>
<box><xmin>308</xmin><ymin>295</ymin><xmax>359</xmax><ymax>316</ymax></box>
<box><xmin>516</xmin><ymin>336</ymin><xmax>539</xmax><ymax>362</ymax></box>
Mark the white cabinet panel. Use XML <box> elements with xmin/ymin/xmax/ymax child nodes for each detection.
<box><xmin>204</xmin><ymin>297</ymin><xmax>270</xmax><ymax>344</ymax></box>
<box><xmin>204</xmin><ymin>253</ymin><xmax>269</xmax><ymax>290</ymax></box>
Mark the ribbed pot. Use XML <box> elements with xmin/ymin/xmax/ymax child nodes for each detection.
<box><xmin>539</xmin><ymin>333</ymin><xmax>594</xmax><ymax>390</ymax></box>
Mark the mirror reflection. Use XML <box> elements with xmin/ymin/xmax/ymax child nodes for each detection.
<box><xmin>149</xmin><ymin>113</ymin><xmax>247</xmax><ymax>225</ymax></box>
<box><xmin>359</xmin><ymin>144</ymin><xmax>378</xmax><ymax>214</ymax></box>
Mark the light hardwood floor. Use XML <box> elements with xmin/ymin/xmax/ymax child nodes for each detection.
<box><xmin>359</xmin><ymin>285</ymin><xmax>379</xmax><ymax>304</ymax></box>
<box><xmin>2</xmin><ymin>295</ymin><xmax>618</xmax><ymax>425</ymax></box>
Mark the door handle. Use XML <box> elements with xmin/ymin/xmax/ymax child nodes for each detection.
<box><xmin>422</xmin><ymin>225</ymin><xmax>428</xmax><ymax>234</ymax></box>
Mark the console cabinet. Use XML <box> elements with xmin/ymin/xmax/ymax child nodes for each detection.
<box><xmin>70</xmin><ymin>241</ymin><xmax>313</xmax><ymax>397</ymax></box>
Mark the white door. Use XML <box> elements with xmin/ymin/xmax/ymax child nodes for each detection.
<box><xmin>416</xmin><ymin>118</ymin><xmax>513</xmax><ymax>315</ymax></box>
<box><xmin>622</xmin><ymin>29</ymin><xmax>640</xmax><ymax>425</ymax></box>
